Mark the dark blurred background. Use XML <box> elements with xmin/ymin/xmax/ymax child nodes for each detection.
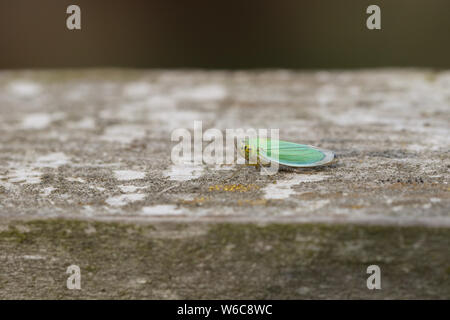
<box><xmin>1</xmin><ymin>0</ymin><xmax>449</xmax><ymax>69</ymax></box>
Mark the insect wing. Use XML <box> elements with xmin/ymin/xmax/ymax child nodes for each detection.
<box><xmin>258</xmin><ymin>140</ymin><xmax>334</xmax><ymax>167</ymax></box>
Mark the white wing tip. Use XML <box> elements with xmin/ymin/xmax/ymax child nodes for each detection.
<box><xmin>315</xmin><ymin>149</ymin><xmax>335</xmax><ymax>166</ymax></box>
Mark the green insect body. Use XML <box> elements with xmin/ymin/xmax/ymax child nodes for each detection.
<box><xmin>238</xmin><ymin>137</ymin><xmax>334</xmax><ymax>168</ymax></box>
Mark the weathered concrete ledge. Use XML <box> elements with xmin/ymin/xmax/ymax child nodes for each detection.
<box><xmin>0</xmin><ymin>69</ymin><xmax>448</xmax><ymax>298</ymax></box>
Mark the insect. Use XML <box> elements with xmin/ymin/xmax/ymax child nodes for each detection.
<box><xmin>237</xmin><ymin>137</ymin><xmax>335</xmax><ymax>168</ymax></box>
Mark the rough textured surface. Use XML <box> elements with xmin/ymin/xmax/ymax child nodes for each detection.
<box><xmin>0</xmin><ymin>69</ymin><xmax>449</xmax><ymax>299</ymax></box>
<box><xmin>0</xmin><ymin>220</ymin><xmax>448</xmax><ymax>299</ymax></box>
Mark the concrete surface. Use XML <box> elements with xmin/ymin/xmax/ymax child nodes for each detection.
<box><xmin>0</xmin><ymin>69</ymin><xmax>449</xmax><ymax>299</ymax></box>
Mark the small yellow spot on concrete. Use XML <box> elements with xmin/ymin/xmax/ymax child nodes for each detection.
<box><xmin>208</xmin><ymin>184</ymin><xmax>259</xmax><ymax>193</ymax></box>
<box><xmin>181</xmin><ymin>197</ymin><xmax>208</xmax><ymax>205</ymax></box>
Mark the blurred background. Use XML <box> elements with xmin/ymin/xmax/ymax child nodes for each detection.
<box><xmin>1</xmin><ymin>0</ymin><xmax>449</xmax><ymax>69</ymax></box>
